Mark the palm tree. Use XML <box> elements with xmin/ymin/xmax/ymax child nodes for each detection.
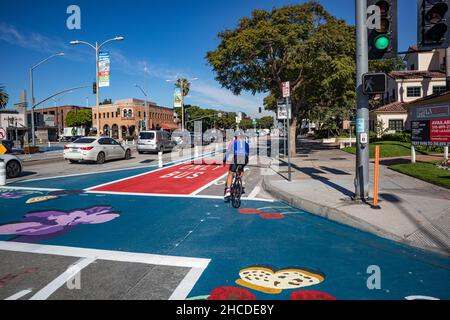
<box><xmin>0</xmin><ymin>85</ymin><xmax>9</xmax><ymax>109</ymax></box>
<box><xmin>175</xmin><ymin>78</ymin><xmax>191</xmax><ymax>97</ymax></box>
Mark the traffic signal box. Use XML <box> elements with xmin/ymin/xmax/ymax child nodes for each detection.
<box><xmin>368</xmin><ymin>0</ymin><xmax>398</xmax><ymax>60</ymax></box>
<box><xmin>418</xmin><ymin>0</ymin><xmax>450</xmax><ymax>50</ymax></box>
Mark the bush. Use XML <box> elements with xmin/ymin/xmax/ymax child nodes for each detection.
<box><xmin>416</xmin><ymin>145</ymin><xmax>445</xmax><ymax>154</ymax></box>
<box><xmin>380</xmin><ymin>132</ymin><xmax>411</xmax><ymax>143</ymax></box>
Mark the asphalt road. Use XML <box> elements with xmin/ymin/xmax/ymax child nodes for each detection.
<box><xmin>1</xmin><ymin>144</ymin><xmax>449</xmax><ymax>300</ymax></box>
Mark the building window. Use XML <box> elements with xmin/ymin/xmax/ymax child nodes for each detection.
<box><xmin>94</xmin><ymin>114</ymin><xmax>97</xmax><ymax>120</ymax></box>
<box><xmin>138</xmin><ymin>111</ymin><xmax>141</xmax><ymax>117</ymax></box>
<box><xmin>389</xmin><ymin>120</ymin><xmax>404</xmax><ymax>132</ymax></box>
<box><xmin>407</xmin><ymin>87</ymin><xmax>421</xmax><ymax>98</ymax></box>
<box><xmin>410</xmin><ymin>64</ymin><xmax>415</xmax><ymax>71</ymax></box>
<box><xmin>433</xmin><ymin>86</ymin><xmax>446</xmax><ymax>95</ymax></box>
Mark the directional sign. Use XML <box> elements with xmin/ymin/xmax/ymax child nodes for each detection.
<box><xmin>0</xmin><ymin>127</ymin><xmax>6</xmax><ymax>140</ymax></box>
<box><xmin>363</xmin><ymin>73</ymin><xmax>387</xmax><ymax>95</ymax></box>
<box><xmin>282</xmin><ymin>82</ymin><xmax>291</xmax><ymax>98</ymax></box>
<box><xmin>0</xmin><ymin>144</ymin><xmax>7</xmax><ymax>156</ymax></box>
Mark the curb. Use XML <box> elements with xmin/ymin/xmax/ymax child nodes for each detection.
<box><xmin>262</xmin><ymin>174</ymin><xmax>450</xmax><ymax>257</ymax></box>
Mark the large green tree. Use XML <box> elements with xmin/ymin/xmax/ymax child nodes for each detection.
<box><xmin>207</xmin><ymin>2</ymin><xmax>356</xmax><ymax>155</ymax></box>
<box><xmin>65</xmin><ymin>109</ymin><xmax>92</xmax><ymax>127</ymax></box>
<box><xmin>0</xmin><ymin>85</ymin><xmax>9</xmax><ymax>109</ymax></box>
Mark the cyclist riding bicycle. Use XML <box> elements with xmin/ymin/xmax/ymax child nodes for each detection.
<box><xmin>223</xmin><ymin>133</ymin><xmax>250</xmax><ymax>201</ymax></box>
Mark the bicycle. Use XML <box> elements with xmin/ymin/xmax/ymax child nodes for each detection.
<box><xmin>230</xmin><ymin>166</ymin><xmax>244</xmax><ymax>209</ymax></box>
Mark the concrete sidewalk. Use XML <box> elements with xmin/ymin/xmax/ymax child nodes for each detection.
<box><xmin>263</xmin><ymin>138</ymin><xmax>450</xmax><ymax>256</ymax></box>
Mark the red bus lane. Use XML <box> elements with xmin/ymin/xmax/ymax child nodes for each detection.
<box><xmin>91</xmin><ymin>162</ymin><xmax>228</xmax><ymax>195</ymax></box>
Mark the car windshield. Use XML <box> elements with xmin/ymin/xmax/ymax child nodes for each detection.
<box><xmin>140</xmin><ymin>132</ymin><xmax>155</xmax><ymax>140</ymax></box>
<box><xmin>73</xmin><ymin>138</ymin><xmax>96</xmax><ymax>144</ymax></box>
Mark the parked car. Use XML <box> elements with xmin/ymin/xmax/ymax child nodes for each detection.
<box><xmin>0</xmin><ymin>154</ymin><xmax>23</xmax><ymax>178</ymax></box>
<box><xmin>64</xmin><ymin>137</ymin><xmax>132</xmax><ymax>164</ymax></box>
<box><xmin>137</xmin><ymin>131</ymin><xmax>175</xmax><ymax>154</ymax></box>
<box><xmin>1</xmin><ymin>140</ymin><xmax>14</xmax><ymax>154</ymax></box>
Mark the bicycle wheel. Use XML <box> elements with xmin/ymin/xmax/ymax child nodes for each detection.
<box><xmin>232</xmin><ymin>178</ymin><xmax>243</xmax><ymax>208</ymax></box>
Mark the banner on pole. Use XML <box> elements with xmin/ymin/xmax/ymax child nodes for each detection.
<box><xmin>174</xmin><ymin>89</ymin><xmax>183</xmax><ymax>108</ymax></box>
<box><xmin>98</xmin><ymin>51</ymin><xmax>110</xmax><ymax>88</ymax></box>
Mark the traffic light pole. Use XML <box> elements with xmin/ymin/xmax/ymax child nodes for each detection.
<box><xmin>355</xmin><ymin>0</ymin><xmax>370</xmax><ymax>200</ymax></box>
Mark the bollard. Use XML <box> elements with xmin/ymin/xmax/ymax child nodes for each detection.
<box><xmin>411</xmin><ymin>145</ymin><xmax>416</xmax><ymax>164</ymax></box>
<box><xmin>372</xmin><ymin>145</ymin><xmax>380</xmax><ymax>210</ymax></box>
<box><xmin>0</xmin><ymin>160</ymin><xmax>6</xmax><ymax>186</ymax></box>
<box><xmin>158</xmin><ymin>152</ymin><xmax>163</xmax><ymax>168</ymax></box>
<box><xmin>194</xmin><ymin>146</ymin><xmax>199</xmax><ymax>159</ymax></box>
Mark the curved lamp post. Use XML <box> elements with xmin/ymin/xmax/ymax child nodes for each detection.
<box><xmin>30</xmin><ymin>52</ymin><xmax>65</xmax><ymax>146</ymax></box>
<box><xmin>70</xmin><ymin>37</ymin><xmax>125</xmax><ymax>137</ymax></box>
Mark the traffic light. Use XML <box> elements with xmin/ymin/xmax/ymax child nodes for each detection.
<box><xmin>93</xmin><ymin>82</ymin><xmax>97</xmax><ymax>95</ymax></box>
<box><xmin>418</xmin><ymin>0</ymin><xmax>450</xmax><ymax>50</ymax></box>
<box><xmin>362</xmin><ymin>73</ymin><xmax>387</xmax><ymax>95</ymax></box>
<box><xmin>368</xmin><ymin>0</ymin><xmax>398</xmax><ymax>60</ymax></box>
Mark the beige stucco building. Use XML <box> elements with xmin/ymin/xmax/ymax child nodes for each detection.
<box><xmin>91</xmin><ymin>98</ymin><xmax>179</xmax><ymax>140</ymax></box>
<box><xmin>370</xmin><ymin>46</ymin><xmax>447</xmax><ymax>134</ymax></box>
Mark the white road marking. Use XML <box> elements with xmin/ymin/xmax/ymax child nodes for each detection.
<box><xmin>13</xmin><ymin>150</ymin><xmax>217</xmax><ymax>185</ymax></box>
<box><xmin>0</xmin><ymin>186</ymin><xmax>61</xmax><ymax>192</ymax></box>
<box><xmin>85</xmin><ymin>151</ymin><xmax>217</xmax><ymax>191</ymax></box>
<box><xmin>85</xmin><ymin>190</ymin><xmax>275</xmax><ymax>202</ymax></box>
<box><xmin>4</xmin><ymin>289</ymin><xmax>33</xmax><ymax>300</ymax></box>
<box><xmin>0</xmin><ymin>242</ymin><xmax>210</xmax><ymax>270</ymax></box>
<box><xmin>0</xmin><ymin>242</ymin><xmax>211</xmax><ymax>300</ymax></box>
<box><xmin>29</xmin><ymin>257</ymin><xmax>95</xmax><ymax>300</ymax></box>
<box><xmin>248</xmin><ymin>186</ymin><xmax>261</xmax><ymax>199</ymax></box>
<box><xmin>190</xmin><ymin>172</ymin><xmax>229</xmax><ymax>196</ymax></box>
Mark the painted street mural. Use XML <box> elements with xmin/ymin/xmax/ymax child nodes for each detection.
<box><xmin>0</xmin><ymin>206</ymin><xmax>120</xmax><ymax>243</ymax></box>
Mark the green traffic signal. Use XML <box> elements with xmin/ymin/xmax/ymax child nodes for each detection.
<box><xmin>374</xmin><ymin>35</ymin><xmax>390</xmax><ymax>50</ymax></box>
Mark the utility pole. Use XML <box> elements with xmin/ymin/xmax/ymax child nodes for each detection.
<box><xmin>445</xmin><ymin>37</ymin><xmax>449</xmax><ymax>162</ymax></box>
<box><xmin>355</xmin><ymin>0</ymin><xmax>370</xmax><ymax>200</ymax></box>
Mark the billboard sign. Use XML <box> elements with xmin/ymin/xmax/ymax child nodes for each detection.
<box><xmin>98</xmin><ymin>51</ymin><xmax>110</xmax><ymax>88</ymax></box>
<box><xmin>412</xmin><ymin>119</ymin><xmax>450</xmax><ymax>147</ymax></box>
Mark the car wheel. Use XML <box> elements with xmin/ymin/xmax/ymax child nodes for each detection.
<box><xmin>125</xmin><ymin>149</ymin><xmax>132</xmax><ymax>160</ymax></box>
<box><xmin>6</xmin><ymin>160</ymin><xmax>21</xmax><ymax>179</ymax></box>
<box><xmin>69</xmin><ymin>160</ymin><xmax>78</xmax><ymax>164</ymax></box>
<box><xmin>138</xmin><ymin>151</ymin><xmax>144</xmax><ymax>155</ymax></box>
<box><xmin>96</xmin><ymin>152</ymin><xmax>106</xmax><ymax>164</ymax></box>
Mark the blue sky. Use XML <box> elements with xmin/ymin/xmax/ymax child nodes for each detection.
<box><xmin>0</xmin><ymin>0</ymin><xmax>416</xmax><ymax>117</ymax></box>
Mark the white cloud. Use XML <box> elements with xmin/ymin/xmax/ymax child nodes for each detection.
<box><xmin>190</xmin><ymin>82</ymin><xmax>265</xmax><ymax>116</ymax></box>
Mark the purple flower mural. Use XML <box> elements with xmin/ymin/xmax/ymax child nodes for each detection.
<box><xmin>0</xmin><ymin>189</ymin><xmax>42</xmax><ymax>200</ymax></box>
<box><xmin>0</xmin><ymin>206</ymin><xmax>120</xmax><ymax>243</ymax></box>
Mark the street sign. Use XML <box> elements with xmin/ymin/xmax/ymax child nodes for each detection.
<box><xmin>282</xmin><ymin>82</ymin><xmax>291</xmax><ymax>98</ymax></box>
<box><xmin>277</xmin><ymin>102</ymin><xmax>288</xmax><ymax>120</ymax></box>
<box><xmin>362</xmin><ymin>73</ymin><xmax>387</xmax><ymax>95</ymax></box>
<box><xmin>0</xmin><ymin>127</ymin><xmax>6</xmax><ymax>140</ymax></box>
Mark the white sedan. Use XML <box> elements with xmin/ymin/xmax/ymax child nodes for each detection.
<box><xmin>0</xmin><ymin>154</ymin><xmax>23</xmax><ymax>178</ymax></box>
<box><xmin>64</xmin><ymin>137</ymin><xmax>132</xmax><ymax>164</ymax></box>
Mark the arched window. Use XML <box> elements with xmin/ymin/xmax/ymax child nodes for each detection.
<box><xmin>127</xmin><ymin>109</ymin><xmax>133</xmax><ymax>118</ymax></box>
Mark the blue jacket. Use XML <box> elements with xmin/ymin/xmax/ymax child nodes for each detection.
<box><xmin>224</xmin><ymin>138</ymin><xmax>249</xmax><ymax>162</ymax></box>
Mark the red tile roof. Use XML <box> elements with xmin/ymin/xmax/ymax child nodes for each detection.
<box><xmin>389</xmin><ymin>70</ymin><xmax>446</xmax><ymax>80</ymax></box>
<box><xmin>372</xmin><ymin>101</ymin><xmax>407</xmax><ymax>113</ymax></box>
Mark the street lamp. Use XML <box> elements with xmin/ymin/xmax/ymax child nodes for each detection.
<box><xmin>166</xmin><ymin>77</ymin><xmax>198</xmax><ymax>131</ymax></box>
<box><xmin>30</xmin><ymin>52</ymin><xmax>65</xmax><ymax>146</ymax></box>
<box><xmin>135</xmin><ymin>84</ymin><xmax>148</xmax><ymax>131</ymax></box>
<box><xmin>70</xmin><ymin>36</ymin><xmax>125</xmax><ymax>137</ymax></box>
